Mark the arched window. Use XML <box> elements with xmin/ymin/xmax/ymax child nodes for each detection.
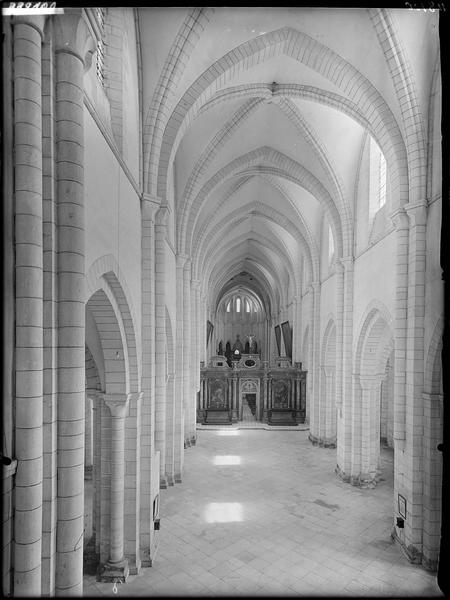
<box><xmin>378</xmin><ymin>151</ymin><xmax>387</xmax><ymax>208</ymax></box>
<box><xmin>369</xmin><ymin>137</ymin><xmax>387</xmax><ymax>220</ymax></box>
<box><xmin>95</xmin><ymin>8</ymin><xmax>106</xmax><ymax>86</ymax></box>
<box><xmin>328</xmin><ymin>225</ymin><xmax>334</xmax><ymax>265</ymax></box>
<box><xmin>222</xmin><ymin>292</ymin><xmax>259</xmax><ymax>316</ymax></box>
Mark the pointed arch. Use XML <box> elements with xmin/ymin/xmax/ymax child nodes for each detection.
<box><xmin>85</xmin><ymin>344</ymin><xmax>102</xmax><ymax>391</ymax></box>
<box><xmin>424</xmin><ymin>316</ymin><xmax>443</xmax><ymax>395</ymax></box>
<box><xmin>150</xmin><ymin>26</ymin><xmax>407</xmax><ymax>216</ymax></box>
<box><xmin>86</xmin><ymin>255</ymin><xmax>141</xmax><ymax>392</ymax></box>
<box><xmin>182</xmin><ymin>146</ymin><xmax>344</xmax><ymax>258</ymax></box>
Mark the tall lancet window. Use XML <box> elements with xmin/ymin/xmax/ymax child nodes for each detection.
<box><xmin>369</xmin><ymin>136</ymin><xmax>387</xmax><ymax>221</ymax></box>
<box><xmin>328</xmin><ymin>225</ymin><xmax>335</xmax><ymax>266</ymax></box>
<box><xmin>95</xmin><ymin>8</ymin><xmax>106</xmax><ymax>86</ymax></box>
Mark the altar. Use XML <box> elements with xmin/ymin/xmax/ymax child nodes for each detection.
<box><xmin>198</xmin><ymin>354</ymin><xmax>306</xmax><ymax>426</ymax></box>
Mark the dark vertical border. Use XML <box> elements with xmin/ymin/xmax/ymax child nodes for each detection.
<box><xmin>274</xmin><ymin>325</ymin><xmax>281</xmax><ymax>356</ymax></box>
<box><xmin>281</xmin><ymin>321</ymin><xmax>292</xmax><ymax>359</ymax></box>
<box><xmin>438</xmin><ymin>5</ymin><xmax>449</xmax><ymax>595</ymax></box>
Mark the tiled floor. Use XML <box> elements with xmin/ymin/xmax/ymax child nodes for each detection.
<box><xmin>83</xmin><ymin>429</ymin><xmax>442</xmax><ymax>597</ymax></box>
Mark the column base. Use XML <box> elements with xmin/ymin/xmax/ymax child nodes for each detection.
<box><xmin>231</xmin><ymin>410</ymin><xmax>238</xmax><ymax>423</ymax></box>
<box><xmin>160</xmin><ymin>476</ymin><xmax>168</xmax><ymax>489</ymax></box>
<box><xmin>349</xmin><ymin>471</ymin><xmax>379</xmax><ymax>488</ymax></box>
<box><xmin>97</xmin><ymin>558</ymin><xmax>129</xmax><ymax>583</ymax></box>
<box><xmin>391</xmin><ymin>527</ymin><xmax>423</xmax><ymax>564</ymax></box>
<box><xmin>190</xmin><ymin>435</ymin><xmax>197</xmax><ymax>446</ymax></box>
<box><xmin>295</xmin><ymin>410</ymin><xmax>306</xmax><ymax>424</ymax></box>
<box><xmin>335</xmin><ymin>464</ymin><xmax>351</xmax><ymax>483</ymax></box>
<box><xmin>309</xmin><ymin>432</ymin><xmax>320</xmax><ymax>445</ymax></box>
<box><xmin>394</xmin><ymin>437</ymin><xmax>406</xmax><ymax>452</ymax></box>
<box><xmin>127</xmin><ymin>556</ymin><xmax>142</xmax><ymax>576</ymax></box>
<box><xmin>309</xmin><ymin>433</ymin><xmax>336</xmax><ymax>447</ymax></box>
<box><xmin>166</xmin><ymin>474</ymin><xmax>175</xmax><ymax>486</ymax></box>
<box><xmin>174</xmin><ymin>473</ymin><xmax>182</xmax><ymax>483</ymax></box>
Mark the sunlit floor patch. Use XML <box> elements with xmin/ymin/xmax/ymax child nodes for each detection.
<box><xmin>204</xmin><ymin>502</ymin><xmax>244</xmax><ymax>523</ymax></box>
<box><xmin>213</xmin><ymin>455</ymin><xmax>241</xmax><ymax>465</ymax></box>
<box><xmin>216</xmin><ymin>429</ymin><xmax>240</xmax><ymax>436</ymax></box>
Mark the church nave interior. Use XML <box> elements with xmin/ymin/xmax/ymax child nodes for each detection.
<box><xmin>2</xmin><ymin>5</ymin><xmax>445</xmax><ymax>597</ymax></box>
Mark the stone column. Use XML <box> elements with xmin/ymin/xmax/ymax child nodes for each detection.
<box><xmin>262</xmin><ymin>367</ymin><xmax>269</xmax><ymax>422</ymax></box>
<box><xmin>422</xmin><ymin>392</ymin><xmax>443</xmax><ymax>570</ymax></box>
<box><xmin>337</xmin><ymin>257</ymin><xmax>354</xmax><ymax>481</ymax></box>
<box><xmin>324</xmin><ymin>366</ymin><xmax>336</xmax><ymax>446</ymax></box>
<box><xmin>174</xmin><ymin>255</ymin><xmax>186</xmax><ymax>479</ymax></box>
<box><xmin>99</xmin><ymin>394</ymin><xmax>130</xmax><ymax>582</ymax></box>
<box><xmin>189</xmin><ymin>277</ymin><xmax>198</xmax><ymax>445</ymax></box>
<box><xmin>200</xmin><ymin>292</ymin><xmax>207</xmax><ymax>365</ymax></box>
<box><xmin>12</xmin><ymin>14</ymin><xmax>45</xmax><ymax>597</ymax></box>
<box><xmin>199</xmin><ymin>374</ymin><xmax>205</xmax><ymax>419</ymax></box>
<box><xmin>124</xmin><ymin>391</ymin><xmax>143</xmax><ymax>573</ymax></box>
<box><xmin>318</xmin><ymin>367</ymin><xmax>326</xmax><ymax>442</ymax></box>
<box><xmin>192</xmin><ymin>279</ymin><xmax>202</xmax><ymax>422</ymax></box>
<box><xmin>308</xmin><ymin>282</ymin><xmax>321</xmax><ymax>442</ymax></box>
<box><xmin>291</xmin><ymin>296</ymin><xmax>301</xmax><ymax>362</ymax></box>
<box><xmin>140</xmin><ymin>194</ymin><xmax>159</xmax><ymax>566</ymax></box>
<box><xmin>403</xmin><ymin>202</ymin><xmax>428</xmax><ymax>558</ymax></box>
<box><xmin>357</xmin><ymin>375</ymin><xmax>382</xmax><ymax>487</ymax></box>
<box><xmin>294</xmin><ymin>374</ymin><xmax>301</xmax><ymax>422</ymax></box>
<box><xmin>334</xmin><ymin>260</ymin><xmax>344</xmax><ymax>454</ymax></box>
<box><xmin>84</xmin><ymin>393</ymin><xmax>93</xmax><ymax>478</ymax></box>
<box><xmin>334</xmin><ymin>262</ymin><xmax>344</xmax><ymax>415</ymax></box>
<box><xmin>165</xmin><ymin>374</ymin><xmax>175</xmax><ymax>486</ymax></box>
<box><xmin>41</xmin><ymin>27</ymin><xmax>58</xmax><ymax>596</ymax></box>
<box><xmin>154</xmin><ymin>205</ymin><xmax>170</xmax><ymax>489</ymax></box>
<box><xmin>232</xmin><ymin>368</ymin><xmax>238</xmax><ymax>422</ymax></box>
<box><xmin>390</xmin><ymin>208</ymin><xmax>409</xmax><ymax>451</ymax></box>
<box><xmin>183</xmin><ymin>258</ymin><xmax>192</xmax><ymax>446</ymax></box>
<box><xmin>90</xmin><ymin>392</ymin><xmax>103</xmax><ymax>559</ymax></box>
<box><xmin>53</xmin><ymin>11</ymin><xmax>95</xmax><ymax>596</ymax></box>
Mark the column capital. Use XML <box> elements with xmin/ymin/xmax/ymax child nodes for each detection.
<box><xmin>141</xmin><ymin>193</ymin><xmax>161</xmax><ymax>221</ymax></box>
<box><xmin>12</xmin><ymin>14</ymin><xmax>46</xmax><ymax>39</ymax></box>
<box><xmin>390</xmin><ymin>207</ymin><xmax>409</xmax><ymax>231</ymax></box>
<box><xmin>404</xmin><ymin>202</ymin><xmax>428</xmax><ymax>227</ymax></box>
<box><xmin>104</xmin><ymin>393</ymin><xmax>131</xmax><ymax>418</ymax></box>
<box><xmin>128</xmin><ymin>391</ymin><xmax>144</xmax><ymax>403</ymax></box>
<box><xmin>53</xmin><ymin>10</ymin><xmax>96</xmax><ymax>69</ymax></box>
<box><xmin>354</xmin><ymin>373</ymin><xmax>383</xmax><ymax>391</ymax></box>
<box><xmin>155</xmin><ymin>204</ymin><xmax>171</xmax><ymax>227</ymax></box>
<box><xmin>87</xmin><ymin>390</ymin><xmax>105</xmax><ymax>405</ymax></box>
<box><xmin>176</xmin><ymin>253</ymin><xmax>188</xmax><ymax>269</ymax></box>
<box><xmin>322</xmin><ymin>365</ymin><xmax>336</xmax><ymax>378</ymax></box>
<box><xmin>339</xmin><ymin>256</ymin><xmax>354</xmax><ymax>272</ymax></box>
<box><xmin>335</xmin><ymin>261</ymin><xmax>345</xmax><ymax>275</ymax></box>
<box><xmin>422</xmin><ymin>392</ymin><xmax>443</xmax><ymax>402</ymax></box>
<box><xmin>184</xmin><ymin>259</ymin><xmax>192</xmax><ymax>273</ymax></box>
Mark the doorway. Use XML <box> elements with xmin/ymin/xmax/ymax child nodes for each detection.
<box><xmin>239</xmin><ymin>379</ymin><xmax>260</xmax><ymax>421</ymax></box>
<box><xmin>241</xmin><ymin>393</ymin><xmax>256</xmax><ymax>422</ymax></box>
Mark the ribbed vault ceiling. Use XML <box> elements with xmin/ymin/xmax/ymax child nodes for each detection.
<box><xmin>138</xmin><ymin>6</ymin><xmax>439</xmax><ymax>317</ymax></box>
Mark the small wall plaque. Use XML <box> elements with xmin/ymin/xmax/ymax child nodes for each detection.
<box><xmin>398</xmin><ymin>494</ymin><xmax>407</xmax><ymax>519</ymax></box>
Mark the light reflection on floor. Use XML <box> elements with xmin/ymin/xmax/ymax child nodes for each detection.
<box><xmin>213</xmin><ymin>455</ymin><xmax>241</xmax><ymax>465</ymax></box>
<box><xmin>83</xmin><ymin>430</ymin><xmax>442</xmax><ymax>597</ymax></box>
<box><xmin>203</xmin><ymin>502</ymin><xmax>244</xmax><ymax>523</ymax></box>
